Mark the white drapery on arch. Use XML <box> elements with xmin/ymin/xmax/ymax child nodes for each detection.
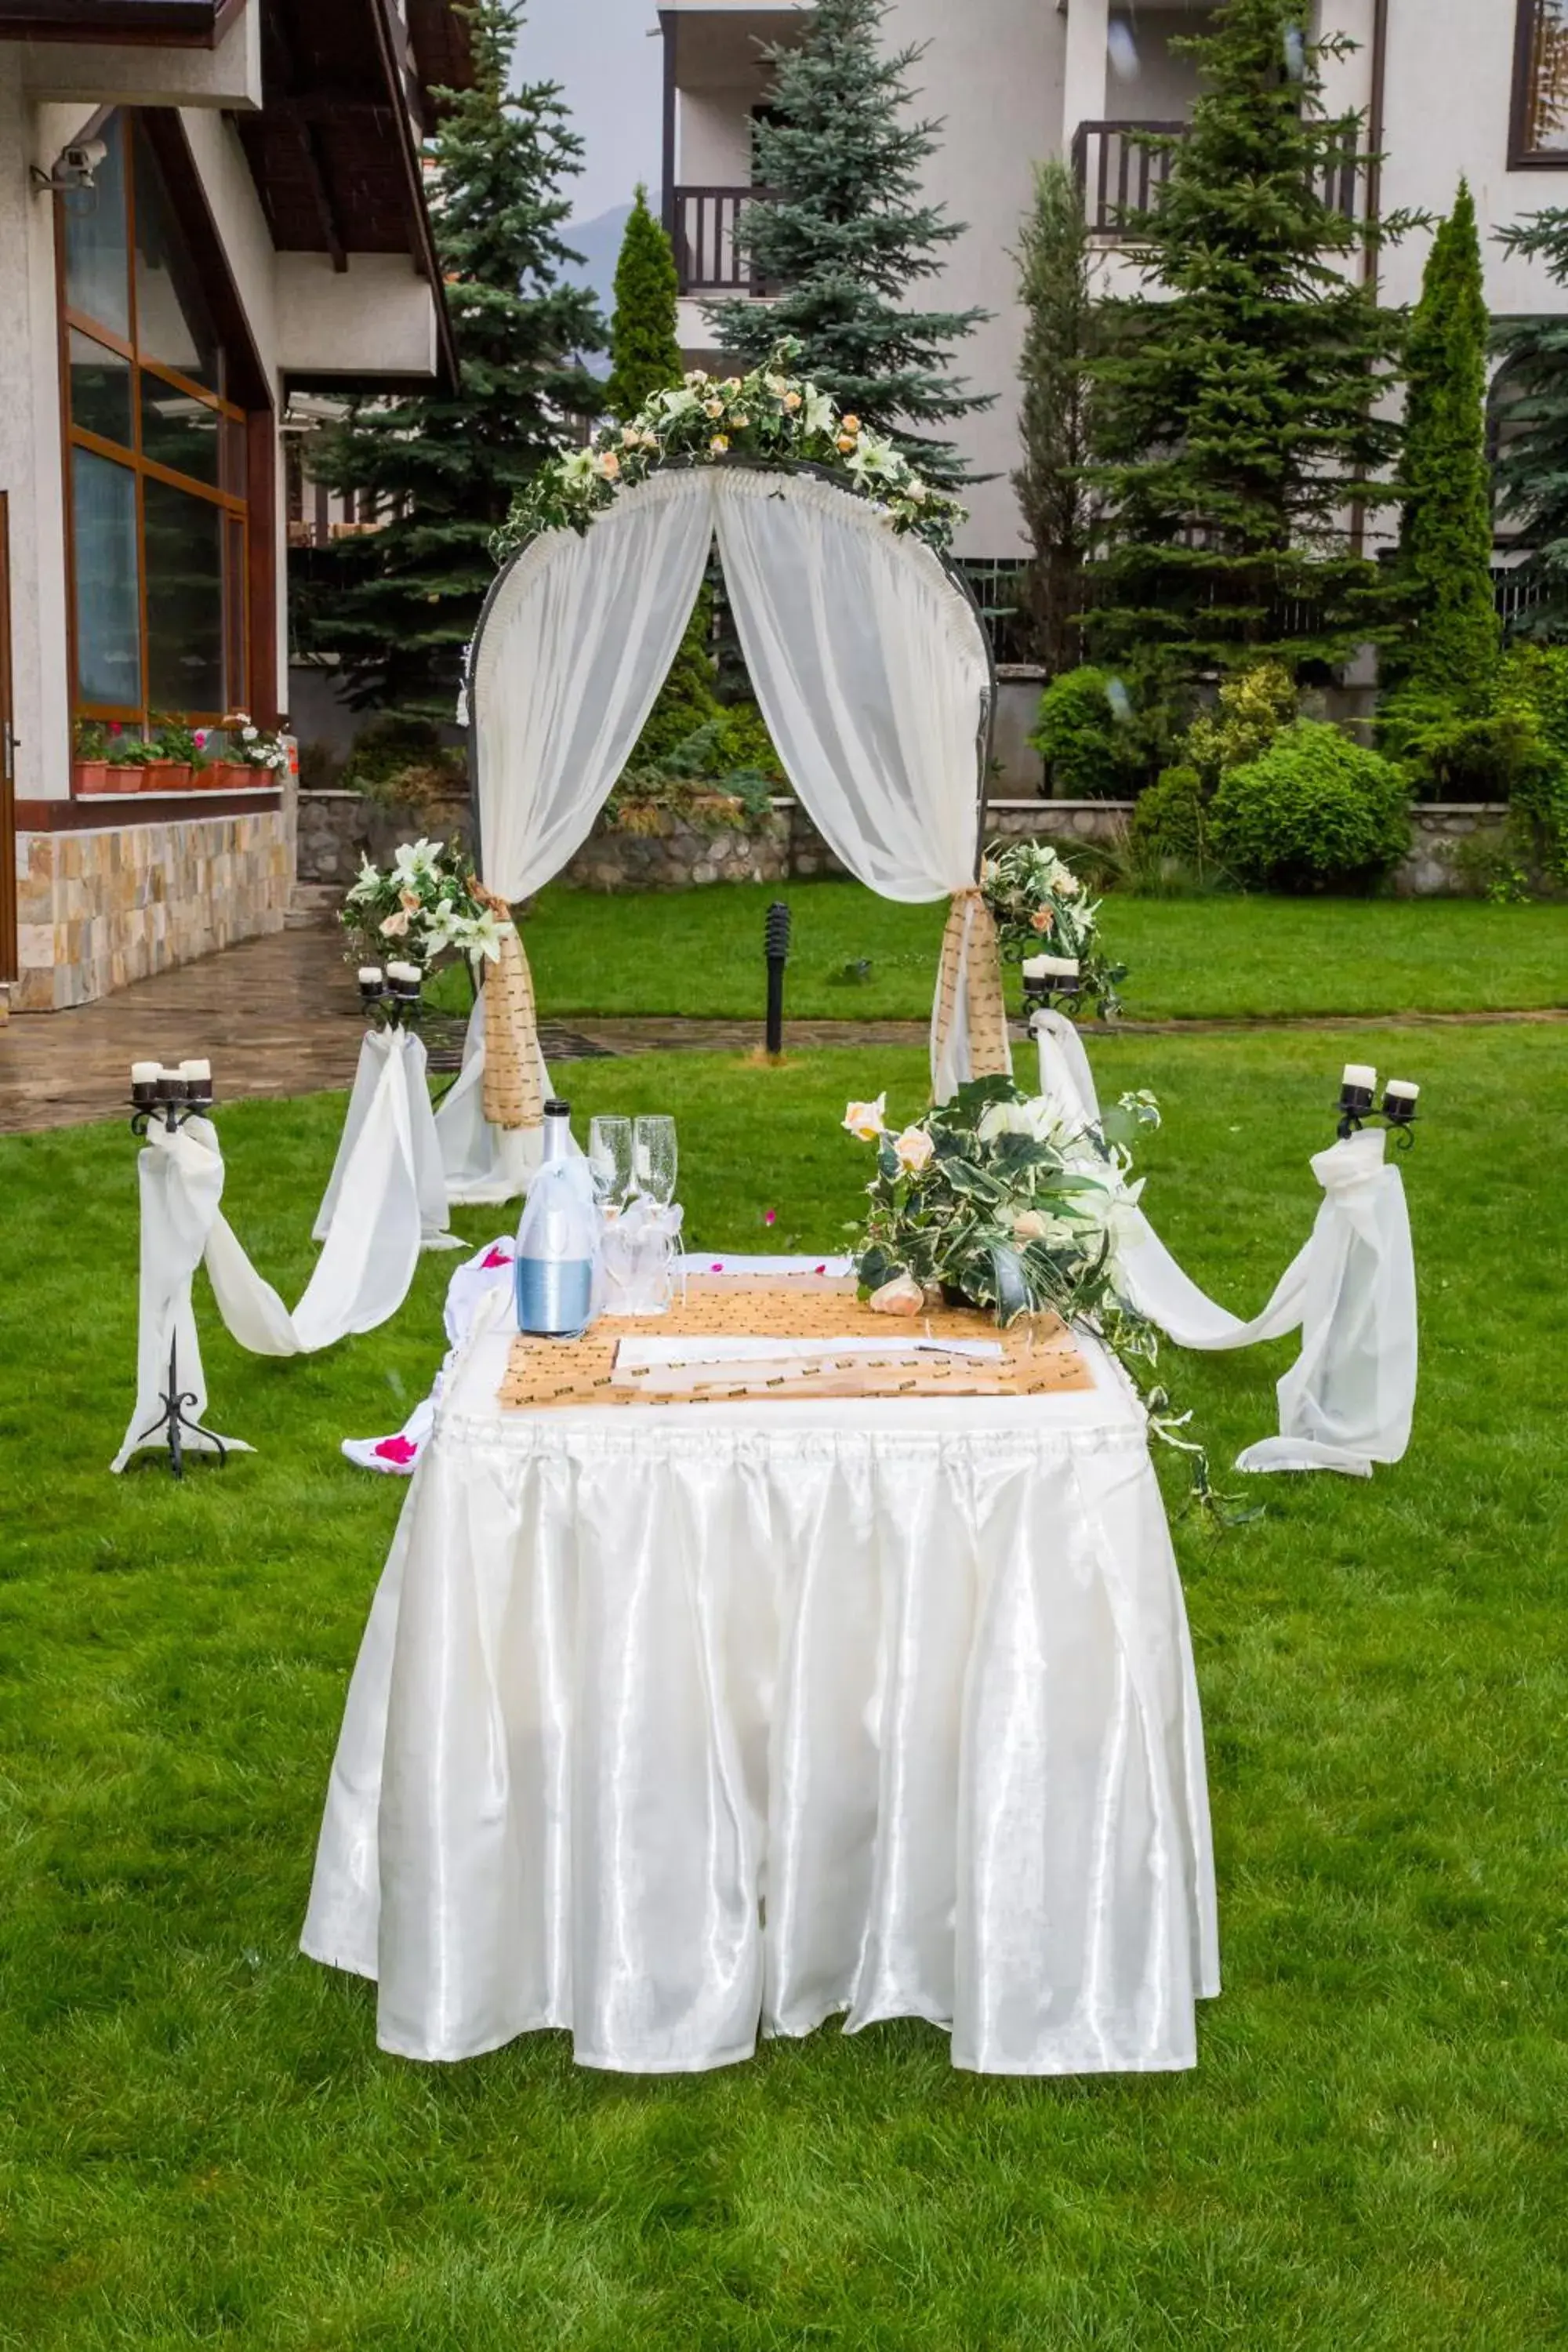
<box><xmin>437</xmin><ymin>465</ymin><xmax>1009</xmax><ymax>1206</ymax></box>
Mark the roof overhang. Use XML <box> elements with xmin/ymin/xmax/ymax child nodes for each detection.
<box><xmin>0</xmin><ymin>0</ymin><xmax>247</xmax><ymax>42</ymax></box>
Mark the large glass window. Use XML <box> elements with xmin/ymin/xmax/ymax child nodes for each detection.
<box><xmin>1515</xmin><ymin>2</ymin><xmax>1568</xmax><ymax>160</ymax></box>
<box><xmin>59</xmin><ymin>107</ymin><xmax>249</xmax><ymax>731</ymax></box>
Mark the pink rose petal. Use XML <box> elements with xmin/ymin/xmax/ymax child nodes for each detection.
<box><xmin>374</xmin><ymin>1436</ymin><xmax>419</xmax><ymax>1465</ymax></box>
<box><xmin>481</xmin><ymin>1247</ymin><xmax>512</xmax><ymax>1269</ymax></box>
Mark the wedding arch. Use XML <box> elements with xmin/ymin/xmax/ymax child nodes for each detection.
<box><xmin>436</xmin><ymin>444</ymin><xmax>1015</xmax><ymax>1207</ymax></box>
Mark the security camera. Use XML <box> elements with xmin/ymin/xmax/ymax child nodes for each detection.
<box><xmin>32</xmin><ymin>137</ymin><xmax>108</xmax><ymax>195</ymax></box>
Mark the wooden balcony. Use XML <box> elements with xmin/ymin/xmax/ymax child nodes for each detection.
<box><xmin>1071</xmin><ymin>120</ymin><xmax>1361</xmax><ymax>237</ymax></box>
<box><xmin>670</xmin><ymin>185</ymin><xmax>781</xmax><ymax>296</ymax></box>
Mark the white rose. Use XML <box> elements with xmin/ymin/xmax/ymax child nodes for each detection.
<box><xmin>868</xmin><ymin>1273</ymin><xmax>924</xmax><ymax>1317</ymax></box>
<box><xmin>893</xmin><ymin>1125</ymin><xmax>934</xmax><ymax>1174</ymax></box>
<box><xmin>842</xmin><ymin>1094</ymin><xmax>887</xmax><ymax>1144</ymax></box>
<box><xmin>978</xmin><ymin>1095</ymin><xmax>1063</xmax><ymax>1145</ymax></box>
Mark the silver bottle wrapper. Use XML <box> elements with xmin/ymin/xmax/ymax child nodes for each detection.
<box><xmin>516</xmin><ymin>1255</ymin><xmax>593</xmax><ymax>1338</ymax></box>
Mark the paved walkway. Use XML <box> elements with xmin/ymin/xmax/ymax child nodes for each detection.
<box><xmin>1</xmin><ymin>920</ymin><xmax>1563</xmax><ymax>1135</ymax></box>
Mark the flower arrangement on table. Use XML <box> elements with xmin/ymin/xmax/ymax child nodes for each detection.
<box><xmin>496</xmin><ymin>339</ymin><xmax>965</xmax><ymax>559</ymax></box>
<box><xmin>843</xmin><ymin>1076</ymin><xmax>1221</xmax><ymax>1506</ymax></box>
<box><xmin>339</xmin><ymin>837</ymin><xmax>506</xmax><ymax>978</ymax></box>
<box><xmin>980</xmin><ymin>840</ymin><xmax>1127</xmax><ymax>1022</ymax></box>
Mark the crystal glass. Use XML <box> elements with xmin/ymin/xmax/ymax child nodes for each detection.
<box><xmin>588</xmin><ymin>1115</ymin><xmax>635</xmax><ymax>1210</ymax></box>
<box><xmin>633</xmin><ymin>1115</ymin><xmax>678</xmax><ymax>1207</ymax></box>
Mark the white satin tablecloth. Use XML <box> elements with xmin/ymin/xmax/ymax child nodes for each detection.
<box><xmin>302</xmin><ymin>1316</ymin><xmax>1219</xmax><ymax>2074</ymax></box>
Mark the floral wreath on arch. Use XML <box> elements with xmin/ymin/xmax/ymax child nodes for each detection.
<box><xmin>494</xmin><ymin>339</ymin><xmax>967</xmax><ymax>560</ymax></box>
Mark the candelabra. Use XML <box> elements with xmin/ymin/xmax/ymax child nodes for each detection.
<box><xmin>1336</xmin><ymin>1062</ymin><xmax>1421</xmax><ymax>1149</ymax></box>
<box><xmin>357</xmin><ymin>961</ymin><xmax>426</xmax><ymax>1029</ymax></box>
<box><xmin>764</xmin><ymin>900</ymin><xmax>792</xmax><ymax>1057</ymax></box>
<box><xmin>126</xmin><ymin>1059</ymin><xmax>227</xmax><ymax>1476</ymax></box>
<box><xmin>1022</xmin><ymin>954</ymin><xmax>1081</xmax><ymax>1017</ymax></box>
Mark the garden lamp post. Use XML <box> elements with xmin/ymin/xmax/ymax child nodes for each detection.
<box><xmin>765</xmin><ymin>901</ymin><xmax>792</xmax><ymax>1058</ymax></box>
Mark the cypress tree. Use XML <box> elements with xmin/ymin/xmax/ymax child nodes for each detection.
<box><xmin>1386</xmin><ymin>183</ymin><xmax>1499</xmax><ymax>703</ymax></box>
<box><xmin>1082</xmin><ymin>0</ymin><xmax>1403</xmax><ymax>690</ymax></box>
<box><xmin>1012</xmin><ymin>160</ymin><xmax>1093</xmax><ymax>677</ymax></box>
<box><xmin>301</xmin><ymin>0</ymin><xmax>604</xmax><ymax>717</ymax></box>
<box><xmin>703</xmin><ymin>0</ymin><xmax>989</xmax><ymax>486</ymax></box>
<box><xmin>1493</xmin><ymin>207</ymin><xmax>1568</xmax><ymax>638</ymax></box>
<box><xmin>607</xmin><ymin>186</ymin><xmax>683</xmax><ymax>422</ymax></box>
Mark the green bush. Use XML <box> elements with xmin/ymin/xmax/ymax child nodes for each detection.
<box><xmin>1131</xmin><ymin>764</ymin><xmax>1207</xmax><ymax>866</ymax></box>
<box><xmin>1029</xmin><ymin>666</ymin><xmax>1144</xmax><ymax>797</ymax></box>
<box><xmin>1210</xmin><ymin>721</ymin><xmax>1410</xmax><ymax>892</ymax></box>
<box><xmin>1184</xmin><ymin>660</ymin><xmax>1298</xmax><ymax>787</ymax></box>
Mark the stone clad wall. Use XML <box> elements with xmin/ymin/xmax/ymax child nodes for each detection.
<box><xmin>295</xmin><ymin>791</ymin><xmax>1515</xmax><ymax>903</ymax></box>
<box><xmin>15</xmin><ymin>808</ymin><xmax>292</xmax><ymax>1011</ymax></box>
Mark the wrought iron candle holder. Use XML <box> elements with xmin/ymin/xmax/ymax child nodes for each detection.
<box><xmin>1335</xmin><ymin>1063</ymin><xmax>1421</xmax><ymax>1149</ymax></box>
<box><xmin>358</xmin><ymin>962</ymin><xmax>426</xmax><ymax>1030</ymax></box>
<box><xmin>125</xmin><ymin>1059</ymin><xmax>227</xmax><ymax>1475</ymax></box>
<box><xmin>1022</xmin><ymin>956</ymin><xmax>1082</xmax><ymax>1017</ymax></box>
<box><xmin>764</xmin><ymin>900</ymin><xmax>792</xmax><ymax>1056</ymax></box>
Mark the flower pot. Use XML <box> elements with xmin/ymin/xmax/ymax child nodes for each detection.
<box><xmin>142</xmin><ymin>760</ymin><xmax>191</xmax><ymax>793</ymax></box>
<box><xmin>210</xmin><ymin>760</ymin><xmax>252</xmax><ymax>790</ymax></box>
<box><xmin>73</xmin><ymin>760</ymin><xmax>112</xmax><ymax>793</ymax></box>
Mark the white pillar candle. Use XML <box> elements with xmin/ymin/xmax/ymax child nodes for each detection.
<box><xmin>358</xmin><ymin>966</ymin><xmax>383</xmax><ymax>986</ymax></box>
<box><xmin>1023</xmin><ymin>954</ymin><xmax>1080</xmax><ymax>980</ymax></box>
<box><xmin>1342</xmin><ymin>1063</ymin><xmax>1377</xmax><ymax>1093</ymax></box>
<box><xmin>387</xmin><ymin>960</ymin><xmax>421</xmax><ymax>985</ymax></box>
<box><xmin>130</xmin><ymin>1062</ymin><xmax>159</xmax><ymax>1085</ymax></box>
<box><xmin>179</xmin><ymin>1058</ymin><xmax>211</xmax><ymax>1081</ymax></box>
<box><xmin>1385</xmin><ymin>1080</ymin><xmax>1420</xmax><ymax>1102</ymax></box>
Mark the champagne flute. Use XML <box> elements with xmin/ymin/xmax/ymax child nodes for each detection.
<box><xmin>588</xmin><ymin>1115</ymin><xmax>634</xmax><ymax>1210</ymax></box>
<box><xmin>633</xmin><ymin>1115</ymin><xmax>678</xmax><ymax>1207</ymax></box>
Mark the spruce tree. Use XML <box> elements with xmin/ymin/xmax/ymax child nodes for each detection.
<box><xmin>302</xmin><ymin>0</ymin><xmax>604</xmax><ymax>717</ymax></box>
<box><xmin>703</xmin><ymin>0</ymin><xmax>989</xmax><ymax>485</ymax></box>
<box><xmin>1493</xmin><ymin>208</ymin><xmax>1568</xmax><ymax>639</ymax></box>
<box><xmin>1083</xmin><ymin>0</ymin><xmax>1404</xmax><ymax>689</ymax></box>
<box><xmin>1012</xmin><ymin>160</ymin><xmax>1093</xmax><ymax>677</ymax></box>
<box><xmin>607</xmin><ymin>186</ymin><xmax>683</xmax><ymax>422</ymax></box>
<box><xmin>1385</xmin><ymin>183</ymin><xmax>1499</xmax><ymax>703</ymax></box>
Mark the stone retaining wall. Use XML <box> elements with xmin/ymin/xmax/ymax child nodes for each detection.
<box><xmin>296</xmin><ymin>790</ymin><xmax>1515</xmax><ymax>902</ymax></box>
<box><xmin>16</xmin><ymin>806</ymin><xmax>292</xmax><ymax>1011</ymax></box>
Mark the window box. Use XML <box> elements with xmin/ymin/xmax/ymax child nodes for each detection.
<box><xmin>209</xmin><ymin>760</ymin><xmax>256</xmax><ymax>790</ymax></box>
<box><xmin>142</xmin><ymin>759</ymin><xmax>191</xmax><ymax>792</ymax></box>
<box><xmin>73</xmin><ymin>760</ymin><xmax>113</xmax><ymax>793</ymax></box>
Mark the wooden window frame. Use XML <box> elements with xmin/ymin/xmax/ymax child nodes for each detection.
<box><xmin>1512</xmin><ymin>0</ymin><xmax>1568</xmax><ymax>168</ymax></box>
<box><xmin>56</xmin><ymin>109</ymin><xmax>270</xmax><ymax>753</ymax></box>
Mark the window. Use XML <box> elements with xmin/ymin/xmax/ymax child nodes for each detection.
<box><xmin>1513</xmin><ymin>1</ymin><xmax>1568</xmax><ymax>163</ymax></box>
<box><xmin>59</xmin><ymin>112</ymin><xmax>249</xmax><ymax>731</ymax></box>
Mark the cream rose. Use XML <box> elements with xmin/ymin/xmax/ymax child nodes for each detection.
<box><xmin>379</xmin><ymin>909</ymin><xmax>410</xmax><ymax>938</ymax></box>
<box><xmin>842</xmin><ymin>1094</ymin><xmax>887</xmax><ymax>1144</ymax></box>
<box><xmin>893</xmin><ymin>1126</ymin><xmax>935</xmax><ymax>1174</ymax></box>
<box><xmin>868</xmin><ymin>1273</ymin><xmax>924</xmax><ymax>1317</ymax></box>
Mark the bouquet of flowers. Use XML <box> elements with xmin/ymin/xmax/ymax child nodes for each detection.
<box><xmin>844</xmin><ymin>1076</ymin><xmax>1227</xmax><ymax>1509</ymax></box>
<box><xmin>844</xmin><ymin>1075</ymin><xmax>1156</xmax><ymax>1324</ymax></box>
<box><xmin>497</xmin><ymin>339</ymin><xmax>965</xmax><ymax>558</ymax></box>
<box><xmin>339</xmin><ymin>837</ymin><xmax>505</xmax><ymax>975</ymax></box>
<box><xmin>980</xmin><ymin>840</ymin><xmax>1127</xmax><ymax>1020</ymax></box>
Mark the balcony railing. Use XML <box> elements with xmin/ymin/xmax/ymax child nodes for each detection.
<box><xmin>671</xmin><ymin>185</ymin><xmax>780</xmax><ymax>295</ymax></box>
<box><xmin>1071</xmin><ymin>120</ymin><xmax>1361</xmax><ymax>236</ymax></box>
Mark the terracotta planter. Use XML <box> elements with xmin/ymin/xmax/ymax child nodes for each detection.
<box><xmin>212</xmin><ymin>760</ymin><xmax>257</xmax><ymax>789</ymax></box>
<box><xmin>105</xmin><ymin>764</ymin><xmax>151</xmax><ymax>790</ymax></box>
<box><xmin>142</xmin><ymin>760</ymin><xmax>191</xmax><ymax>793</ymax></box>
<box><xmin>73</xmin><ymin>760</ymin><xmax>112</xmax><ymax>793</ymax></box>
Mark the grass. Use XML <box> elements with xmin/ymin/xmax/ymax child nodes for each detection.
<box><xmin>477</xmin><ymin>880</ymin><xmax>1568</xmax><ymax>1025</ymax></box>
<box><xmin>2</xmin><ymin>1024</ymin><xmax>1566</xmax><ymax>2347</ymax></box>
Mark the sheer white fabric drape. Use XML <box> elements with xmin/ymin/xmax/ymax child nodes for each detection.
<box><xmin>438</xmin><ymin>471</ymin><xmax>718</xmax><ymax>1202</ymax></box>
<box><xmin>713</xmin><ymin>470</ymin><xmax>997</xmax><ymax>1096</ymax></box>
<box><xmin>1033</xmin><ymin>1014</ymin><xmax>1419</xmax><ymax>1476</ymax></box>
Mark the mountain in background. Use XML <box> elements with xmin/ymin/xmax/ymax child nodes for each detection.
<box><xmin>561</xmin><ymin>201</ymin><xmax>633</xmax><ymax>376</ymax></box>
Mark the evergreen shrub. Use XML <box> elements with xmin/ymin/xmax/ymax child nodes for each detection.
<box><xmin>1131</xmin><ymin>764</ymin><xmax>1208</xmax><ymax>866</ymax></box>
<box><xmin>1029</xmin><ymin>666</ymin><xmax>1143</xmax><ymax>798</ymax></box>
<box><xmin>1210</xmin><ymin>722</ymin><xmax>1410</xmax><ymax>892</ymax></box>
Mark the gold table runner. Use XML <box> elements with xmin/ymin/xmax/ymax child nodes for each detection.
<box><xmin>499</xmin><ymin>1276</ymin><xmax>1091</xmax><ymax>1411</ymax></box>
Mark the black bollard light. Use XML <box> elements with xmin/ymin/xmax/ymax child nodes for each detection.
<box><xmin>764</xmin><ymin>899</ymin><xmax>792</xmax><ymax>1057</ymax></box>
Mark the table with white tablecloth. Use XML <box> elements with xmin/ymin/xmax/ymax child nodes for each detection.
<box><xmin>303</xmin><ymin>1306</ymin><xmax>1219</xmax><ymax>2076</ymax></box>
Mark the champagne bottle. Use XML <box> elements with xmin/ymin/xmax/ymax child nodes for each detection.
<box><xmin>514</xmin><ymin>1100</ymin><xmax>597</xmax><ymax>1337</ymax></box>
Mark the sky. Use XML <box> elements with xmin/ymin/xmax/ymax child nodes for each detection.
<box><xmin>514</xmin><ymin>0</ymin><xmax>663</xmax><ymax>227</ymax></box>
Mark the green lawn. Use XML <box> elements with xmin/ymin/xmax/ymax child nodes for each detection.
<box><xmin>501</xmin><ymin>880</ymin><xmax>1568</xmax><ymax>1024</ymax></box>
<box><xmin>2</xmin><ymin>1025</ymin><xmax>1566</xmax><ymax>2347</ymax></box>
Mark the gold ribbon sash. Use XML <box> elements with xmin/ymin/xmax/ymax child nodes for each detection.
<box><xmin>474</xmin><ymin>883</ymin><xmax>544</xmax><ymax>1132</ymax></box>
<box><xmin>932</xmin><ymin>887</ymin><xmax>1011</xmax><ymax>1092</ymax></box>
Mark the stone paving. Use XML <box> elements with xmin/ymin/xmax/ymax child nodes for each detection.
<box><xmin>1</xmin><ymin>919</ymin><xmax>1563</xmax><ymax>1137</ymax></box>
